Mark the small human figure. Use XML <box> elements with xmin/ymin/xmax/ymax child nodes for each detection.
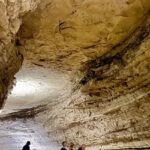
<box><xmin>70</xmin><ymin>142</ymin><xmax>75</xmax><ymax>150</ymax></box>
<box><xmin>78</xmin><ymin>144</ymin><xmax>86</xmax><ymax>150</ymax></box>
<box><xmin>61</xmin><ymin>141</ymin><xmax>68</xmax><ymax>150</ymax></box>
<box><xmin>22</xmin><ymin>141</ymin><xmax>31</xmax><ymax>150</ymax></box>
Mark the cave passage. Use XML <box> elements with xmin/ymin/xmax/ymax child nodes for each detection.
<box><xmin>0</xmin><ymin>0</ymin><xmax>150</xmax><ymax>150</ymax></box>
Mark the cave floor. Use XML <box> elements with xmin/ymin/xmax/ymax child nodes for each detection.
<box><xmin>0</xmin><ymin>119</ymin><xmax>59</xmax><ymax>150</ymax></box>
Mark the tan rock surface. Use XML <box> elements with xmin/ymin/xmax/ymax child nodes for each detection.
<box><xmin>0</xmin><ymin>0</ymin><xmax>40</xmax><ymax>107</ymax></box>
<box><xmin>0</xmin><ymin>0</ymin><xmax>150</xmax><ymax>149</ymax></box>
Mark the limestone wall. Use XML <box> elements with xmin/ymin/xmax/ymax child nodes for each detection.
<box><xmin>0</xmin><ymin>0</ymin><xmax>150</xmax><ymax>149</ymax></box>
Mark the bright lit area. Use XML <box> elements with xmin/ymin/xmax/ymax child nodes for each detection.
<box><xmin>1</xmin><ymin>64</ymin><xmax>70</xmax><ymax>114</ymax></box>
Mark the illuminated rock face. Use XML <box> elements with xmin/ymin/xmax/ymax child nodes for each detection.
<box><xmin>0</xmin><ymin>0</ymin><xmax>150</xmax><ymax>149</ymax></box>
<box><xmin>18</xmin><ymin>0</ymin><xmax>150</xmax><ymax>70</ymax></box>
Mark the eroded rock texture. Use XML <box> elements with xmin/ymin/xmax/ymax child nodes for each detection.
<box><xmin>0</xmin><ymin>0</ymin><xmax>40</xmax><ymax>107</ymax></box>
<box><xmin>0</xmin><ymin>0</ymin><xmax>150</xmax><ymax>149</ymax></box>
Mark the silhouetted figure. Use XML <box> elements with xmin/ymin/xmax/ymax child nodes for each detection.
<box><xmin>70</xmin><ymin>142</ymin><xmax>74</xmax><ymax>150</ymax></box>
<box><xmin>22</xmin><ymin>141</ymin><xmax>31</xmax><ymax>150</ymax></box>
<box><xmin>61</xmin><ymin>141</ymin><xmax>68</xmax><ymax>150</ymax></box>
<box><xmin>78</xmin><ymin>144</ymin><xmax>86</xmax><ymax>150</ymax></box>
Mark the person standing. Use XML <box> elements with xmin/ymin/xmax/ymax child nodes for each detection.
<box><xmin>78</xmin><ymin>144</ymin><xmax>86</xmax><ymax>150</ymax></box>
<box><xmin>61</xmin><ymin>141</ymin><xmax>69</xmax><ymax>150</ymax></box>
<box><xmin>69</xmin><ymin>142</ymin><xmax>75</xmax><ymax>150</ymax></box>
<box><xmin>22</xmin><ymin>141</ymin><xmax>31</xmax><ymax>150</ymax></box>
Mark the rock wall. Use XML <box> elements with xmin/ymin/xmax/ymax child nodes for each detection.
<box><xmin>26</xmin><ymin>0</ymin><xmax>149</xmax><ymax>149</ymax></box>
<box><xmin>40</xmin><ymin>19</ymin><xmax>150</xmax><ymax>149</ymax></box>
<box><xmin>0</xmin><ymin>0</ymin><xmax>40</xmax><ymax>108</ymax></box>
<box><xmin>18</xmin><ymin>0</ymin><xmax>150</xmax><ymax>71</ymax></box>
<box><xmin>0</xmin><ymin>0</ymin><xmax>150</xmax><ymax>149</ymax></box>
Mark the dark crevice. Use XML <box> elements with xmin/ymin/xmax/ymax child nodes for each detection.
<box><xmin>0</xmin><ymin>105</ymin><xmax>46</xmax><ymax>120</ymax></box>
<box><xmin>79</xmin><ymin>19</ymin><xmax>150</xmax><ymax>85</ymax></box>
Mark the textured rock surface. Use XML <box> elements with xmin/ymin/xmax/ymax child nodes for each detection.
<box><xmin>0</xmin><ymin>0</ymin><xmax>150</xmax><ymax>149</ymax></box>
<box><xmin>0</xmin><ymin>0</ymin><xmax>40</xmax><ymax>108</ymax></box>
<box><xmin>18</xmin><ymin>0</ymin><xmax>150</xmax><ymax>70</ymax></box>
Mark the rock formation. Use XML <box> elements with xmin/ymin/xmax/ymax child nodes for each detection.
<box><xmin>0</xmin><ymin>0</ymin><xmax>40</xmax><ymax>107</ymax></box>
<box><xmin>0</xmin><ymin>0</ymin><xmax>150</xmax><ymax>149</ymax></box>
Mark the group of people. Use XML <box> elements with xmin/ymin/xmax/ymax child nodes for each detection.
<box><xmin>22</xmin><ymin>141</ymin><xmax>86</xmax><ymax>150</ymax></box>
<box><xmin>61</xmin><ymin>141</ymin><xmax>86</xmax><ymax>150</ymax></box>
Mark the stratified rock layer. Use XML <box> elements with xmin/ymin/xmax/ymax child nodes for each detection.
<box><xmin>0</xmin><ymin>0</ymin><xmax>150</xmax><ymax>149</ymax></box>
